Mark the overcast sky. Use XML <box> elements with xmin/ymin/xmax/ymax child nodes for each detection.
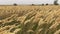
<box><xmin>0</xmin><ymin>0</ymin><xmax>60</xmax><ymax>5</ymax></box>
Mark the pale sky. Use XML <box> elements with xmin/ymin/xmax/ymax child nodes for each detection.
<box><xmin>0</xmin><ymin>0</ymin><xmax>60</xmax><ymax>5</ymax></box>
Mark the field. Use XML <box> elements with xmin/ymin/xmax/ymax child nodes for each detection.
<box><xmin>0</xmin><ymin>5</ymin><xmax>60</xmax><ymax>34</ymax></box>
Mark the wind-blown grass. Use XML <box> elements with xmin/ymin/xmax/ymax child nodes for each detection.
<box><xmin>0</xmin><ymin>5</ymin><xmax>60</xmax><ymax>34</ymax></box>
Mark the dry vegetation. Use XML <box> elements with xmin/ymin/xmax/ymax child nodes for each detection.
<box><xmin>0</xmin><ymin>5</ymin><xmax>60</xmax><ymax>34</ymax></box>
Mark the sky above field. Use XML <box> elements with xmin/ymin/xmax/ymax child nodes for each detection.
<box><xmin>0</xmin><ymin>0</ymin><xmax>60</xmax><ymax>5</ymax></box>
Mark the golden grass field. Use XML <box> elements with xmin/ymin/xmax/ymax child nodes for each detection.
<box><xmin>0</xmin><ymin>5</ymin><xmax>60</xmax><ymax>34</ymax></box>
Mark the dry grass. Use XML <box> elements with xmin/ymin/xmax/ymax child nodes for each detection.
<box><xmin>0</xmin><ymin>5</ymin><xmax>60</xmax><ymax>34</ymax></box>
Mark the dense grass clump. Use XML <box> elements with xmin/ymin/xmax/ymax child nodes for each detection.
<box><xmin>0</xmin><ymin>5</ymin><xmax>60</xmax><ymax>34</ymax></box>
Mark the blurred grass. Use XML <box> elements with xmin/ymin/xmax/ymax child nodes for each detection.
<box><xmin>0</xmin><ymin>5</ymin><xmax>60</xmax><ymax>34</ymax></box>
